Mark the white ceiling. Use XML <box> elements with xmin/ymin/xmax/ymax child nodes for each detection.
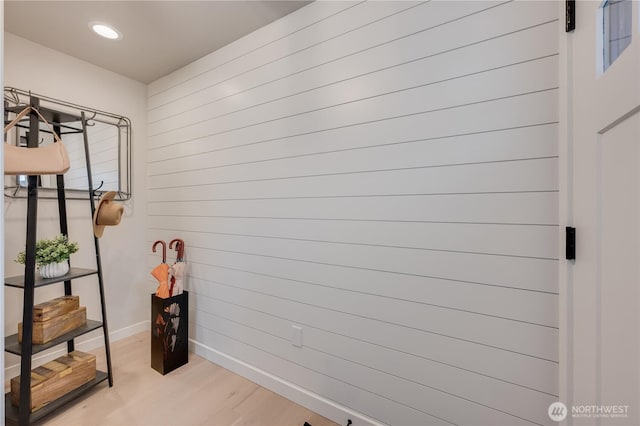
<box><xmin>4</xmin><ymin>1</ymin><xmax>311</xmax><ymax>84</ymax></box>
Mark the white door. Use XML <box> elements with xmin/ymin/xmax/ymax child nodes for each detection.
<box><xmin>562</xmin><ymin>1</ymin><xmax>640</xmax><ymax>425</ymax></box>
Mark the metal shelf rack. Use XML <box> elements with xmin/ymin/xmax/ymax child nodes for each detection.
<box><xmin>3</xmin><ymin>95</ymin><xmax>113</xmax><ymax>425</ymax></box>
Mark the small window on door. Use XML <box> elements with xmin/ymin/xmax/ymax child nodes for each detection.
<box><xmin>602</xmin><ymin>0</ymin><xmax>632</xmax><ymax>71</ymax></box>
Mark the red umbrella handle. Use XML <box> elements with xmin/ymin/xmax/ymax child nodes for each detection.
<box><xmin>169</xmin><ymin>238</ymin><xmax>185</xmax><ymax>261</ymax></box>
<box><xmin>152</xmin><ymin>240</ymin><xmax>167</xmax><ymax>263</ymax></box>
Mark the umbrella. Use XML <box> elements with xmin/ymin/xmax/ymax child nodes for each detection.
<box><xmin>151</xmin><ymin>240</ymin><xmax>170</xmax><ymax>299</ymax></box>
<box><xmin>169</xmin><ymin>239</ymin><xmax>186</xmax><ymax>297</ymax></box>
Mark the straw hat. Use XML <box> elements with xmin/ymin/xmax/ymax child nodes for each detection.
<box><xmin>93</xmin><ymin>191</ymin><xmax>124</xmax><ymax>238</ymax></box>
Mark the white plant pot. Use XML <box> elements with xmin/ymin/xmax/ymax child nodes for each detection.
<box><xmin>39</xmin><ymin>261</ymin><xmax>70</xmax><ymax>279</ymax></box>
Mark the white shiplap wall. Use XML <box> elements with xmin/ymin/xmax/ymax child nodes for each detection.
<box><xmin>147</xmin><ymin>1</ymin><xmax>559</xmax><ymax>425</ymax></box>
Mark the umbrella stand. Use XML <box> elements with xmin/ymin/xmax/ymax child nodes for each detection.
<box><xmin>150</xmin><ymin>239</ymin><xmax>189</xmax><ymax>375</ymax></box>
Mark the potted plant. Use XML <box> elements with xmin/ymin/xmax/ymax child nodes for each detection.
<box><xmin>15</xmin><ymin>234</ymin><xmax>79</xmax><ymax>279</ymax></box>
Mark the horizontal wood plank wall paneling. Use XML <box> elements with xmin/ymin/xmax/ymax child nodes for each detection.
<box><xmin>146</xmin><ymin>1</ymin><xmax>559</xmax><ymax>425</ymax></box>
<box><xmin>147</xmin><ymin>1</ymin><xmax>364</xmax><ymax>100</ymax></box>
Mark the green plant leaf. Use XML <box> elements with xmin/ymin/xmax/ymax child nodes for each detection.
<box><xmin>14</xmin><ymin>234</ymin><xmax>79</xmax><ymax>267</ymax></box>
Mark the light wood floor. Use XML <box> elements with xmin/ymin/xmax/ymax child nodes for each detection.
<box><xmin>36</xmin><ymin>332</ymin><xmax>338</xmax><ymax>426</ymax></box>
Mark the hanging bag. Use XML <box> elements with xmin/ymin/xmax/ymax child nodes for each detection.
<box><xmin>3</xmin><ymin>106</ymin><xmax>71</xmax><ymax>175</ymax></box>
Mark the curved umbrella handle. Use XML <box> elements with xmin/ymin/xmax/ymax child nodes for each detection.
<box><xmin>169</xmin><ymin>238</ymin><xmax>185</xmax><ymax>261</ymax></box>
<box><xmin>177</xmin><ymin>239</ymin><xmax>185</xmax><ymax>260</ymax></box>
<box><xmin>152</xmin><ymin>240</ymin><xmax>167</xmax><ymax>263</ymax></box>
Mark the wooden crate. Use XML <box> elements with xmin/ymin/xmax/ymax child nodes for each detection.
<box><xmin>18</xmin><ymin>306</ymin><xmax>87</xmax><ymax>344</ymax></box>
<box><xmin>10</xmin><ymin>351</ymin><xmax>96</xmax><ymax>412</ymax></box>
<box><xmin>33</xmin><ymin>295</ymin><xmax>79</xmax><ymax>322</ymax></box>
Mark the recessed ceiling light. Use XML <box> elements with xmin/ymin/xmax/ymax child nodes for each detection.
<box><xmin>89</xmin><ymin>22</ymin><xmax>122</xmax><ymax>40</ymax></box>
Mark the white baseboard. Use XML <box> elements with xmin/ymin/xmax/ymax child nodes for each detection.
<box><xmin>190</xmin><ymin>339</ymin><xmax>384</xmax><ymax>426</ymax></box>
<box><xmin>5</xmin><ymin>325</ymin><xmax>379</xmax><ymax>425</ymax></box>
<box><xmin>4</xmin><ymin>320</ymin><xmax>150</xmax><ymax>379</ymax></box>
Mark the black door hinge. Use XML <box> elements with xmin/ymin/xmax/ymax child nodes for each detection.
<box><xmin>566</xmin><ymin>0</ymin><xmax>576</xmax><ymax>32</ymax></box>
<box><xmin>566</xmin><ymin>227</ymin><xmax>576</xmax><ymax>260</ymax></box>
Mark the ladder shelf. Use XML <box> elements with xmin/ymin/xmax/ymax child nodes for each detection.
<box><xmin>3</xmin><ymin>95</ymin><xmax>113</xmax><ymax>425</ymax></box>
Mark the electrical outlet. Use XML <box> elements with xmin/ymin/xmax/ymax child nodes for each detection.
<box><xmin>291</xmin><ymin>325</ymin><xmax>303</xmax><ymax>347</ymax></box>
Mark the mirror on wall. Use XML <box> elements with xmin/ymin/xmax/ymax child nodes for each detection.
<box><xmin>4</xmin><ymin>87</ymin><xmax>131</xmax><ymax>200</ymax></box>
